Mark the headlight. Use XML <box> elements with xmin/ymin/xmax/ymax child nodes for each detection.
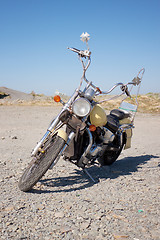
<box><xmin>72</xmin><ymin>98</ymin><xmax>91</xmax><ymax>117</ymax></box>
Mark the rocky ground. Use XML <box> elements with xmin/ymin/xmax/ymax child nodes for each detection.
<box><xmin>0</xmin><ymin>106</ymin><xmax>160</xmax><ymax>240</ymax></box>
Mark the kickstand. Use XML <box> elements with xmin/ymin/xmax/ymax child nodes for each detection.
<box><xmin>83</xmin><ymin>168</ymin><xmax>96</xmax><ymax>183</ymax></box>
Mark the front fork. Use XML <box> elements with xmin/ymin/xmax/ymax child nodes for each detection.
<box><xmin>49</xmin><ymin>131</ymin><xmax>75</xmax><ymax>169</ymax></box>
<box><xmin>31</xmin><ymin>89</ymin><xmax>79</xmax><ymax>157</ymax></box>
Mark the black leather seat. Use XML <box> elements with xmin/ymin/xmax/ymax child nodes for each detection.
<box><xmin>110</xmin><ymin>109</ymin><xmax>130</xmax><ymax>120</ymax></box>
<box><xmin>106</xmin><ymin>109</ymin><xmax>130</xmax><ymax>133</ymax></box>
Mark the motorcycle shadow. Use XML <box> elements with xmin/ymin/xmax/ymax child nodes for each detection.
<box><xmin>31</xmin><ymin>154</ymin><xmax>159</xmax><ymax>194</ymax></box>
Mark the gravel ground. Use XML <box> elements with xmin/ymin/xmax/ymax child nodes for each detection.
<box><xmin>0</xmin><ymin>106</ymin><xmax>160</xmax><ymax>240</ymax></box>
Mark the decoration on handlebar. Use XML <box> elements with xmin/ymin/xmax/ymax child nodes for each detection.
<box><xmin>80</xmin><ymin>32</ymin><xmax>90</xmax><ymax>43</ymax></box>
<box><xmin>81</xmin><ymin>50</ymin><xmax>91</xmax><ymax>58</ymax></box>
<box><xmin>78</xmin><ymin>50</ymin><xmax>91</xmax><ymax>58</ymax></box>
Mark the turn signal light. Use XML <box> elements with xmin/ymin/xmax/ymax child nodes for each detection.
<box><xmin>89</xmin><ymin>124</ymin><xmax>96</xmax><ymax>132</ymax></box>
<box><xmin>54</xmin><ymin>95</ymin><xmax>61</xmax><ymax>102</ymax></box>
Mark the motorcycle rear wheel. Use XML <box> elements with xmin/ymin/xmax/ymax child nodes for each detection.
<box><xmin>100</xmin><ymin>144</ymin><xmax>124</xmax><ymax>166</ymax></box>
<box><xmin>99</xmin><ymin>134</ymin><xmax>125</xmax><ymax>166</ymax></box>
<box><xmin>18</xmin><ymin>135</ymin><xmax>65</xmax><ymax>192</ymax></box>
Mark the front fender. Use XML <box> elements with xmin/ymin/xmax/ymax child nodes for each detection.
<box><xmin>57</xmin><ymin>129</ymin><xmax>68</xmax><ymax>142</ymax></box>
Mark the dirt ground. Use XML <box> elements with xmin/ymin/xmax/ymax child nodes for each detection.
<box><xmin>0</xmin><ymin>106</ymin><xmax>160</xmax><ymax>240</ymax></box>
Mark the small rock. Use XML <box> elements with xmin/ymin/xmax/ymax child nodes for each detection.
<box><xmin>60</xmin><ymin>225</ymin><xmax>72</xmax><ymax>234</ymax></box>
<box><xmin>80</xmin><ymin>221</ymin><xmax>90</xmax><ymax>229</ymax></box>
<box><xmin>12</xmin><ymin>136</ymin><xmax>18</xmax><ymax>139</ymax></box>
<box><xmin>77</xmin><ymin>215</ymin><xmax>83</xmax><ymax>220</ymax></box>
<box><xmin>6</xmin><ymin>222</ymin><xmax>13</xmax><ymax>226</ymax></box>
<box><xmin>11</xmin><ymin>226</ymin><xmax>19</xmax><ymax>232</ymax></box>
<box><xmin>55</xmin><ymin>211</ymin><xmax>64</xmax><ymax>218</ymax></box>
<box><xmin>113</xmin><ymin>235</ymin><xmax>129</xmax><ymax>239</ymax></box>
<box><xmin>4</xmin><ymin>206</ymin><xmax>14</xmax><ymax>211</ymax></box>
<box><xmin>37</xmin><ymin>204</ymin><xmax>44</xmax><ymax>210</ymax></box>
<box><xmin>112</xmin><ymin>214</ymin><xmax>128</xmax><ymax>222</ymax></box>
<box><xmin>133</xmin><ymin>177</ymin><xmax>144</xmax><ymax>181</ymax></box>
<box><xmin>114</xmin><ymin>205</ymin><xmax>124</xmax><ymax>210</ymax></box>
<box><xmin>63</xmin><ymin>204</ymin><xmax>72</xmax><ymax>210</ymax></box>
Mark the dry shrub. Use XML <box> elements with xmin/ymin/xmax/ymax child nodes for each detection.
<box><xmin>0</xmin><ymin>93</ymin><xmax>160</xmax><ymax>114</ymax></box>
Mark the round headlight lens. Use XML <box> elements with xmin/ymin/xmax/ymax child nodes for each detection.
<box><xmin>72</xmin><ymin>98</ymin><xmax>91</xmax><ymax>117</ymax></box>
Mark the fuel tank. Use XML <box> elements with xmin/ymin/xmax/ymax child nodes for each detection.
<box><xmin>90</xmin><ymin>104</ymin><xmax>107</xmax><ymax>127</ymax></box>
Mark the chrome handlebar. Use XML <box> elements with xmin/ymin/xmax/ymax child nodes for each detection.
<box><xmin>68</xmin><ymin>46</ymin><xmax>145</xmax><ymax>98</ymax></box>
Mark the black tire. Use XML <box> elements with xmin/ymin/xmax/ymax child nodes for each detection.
<box><xmin>18</xmin><ymin>135</ymin><xmax>65</xmax><ymax>192</ymax></box>
<box><xmin>100</xmin><ymin>144</ymin><xmax>124</xmax><ymax>166</ymax></box>
<box><xmin>99</xmin><ymin>135</ymin><xmax>125</xmax><ymax>166</ymax></box>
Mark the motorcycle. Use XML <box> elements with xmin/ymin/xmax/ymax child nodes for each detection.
<box><xmin>18</xmin><ymin>32</ymin><xmax>145</xmax><ymax>192</ymax></box>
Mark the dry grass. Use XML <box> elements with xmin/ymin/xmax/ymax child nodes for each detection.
<box><xmin>0</xmin><ymin>97</ymin><xmax>59</xmax><ymax>107</ymax></box>
<box><xmin>0</xmin><ymin>93</ymin><xmax>160</xmax><ymax>114</ymax></box>
<box><xmin>99</xmin><ymin>93</ymin><xmax>160</xmax><ymax>114</ymax></box>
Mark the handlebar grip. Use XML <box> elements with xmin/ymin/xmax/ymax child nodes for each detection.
<box><xmin>72</xmin><ymin>47</ymin><xmax>81</xmax><ymax>53</ymax></box>
<box><xmin>68</xmin><ymin>47</ymin><xmax>80</xmax><ymax>54</ymax></box>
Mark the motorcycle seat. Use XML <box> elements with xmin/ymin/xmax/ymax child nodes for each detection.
<box><xmin>106</xmin><ymin>109</ymin><xmax>130</xmax><ymax>133</ymax></box>
<box><xmin>110</xmin><ymin>109</ymin><xmax>130</xmax><ymax>120</ymax></box>
<box><xmin>106</xmin><ymin>114</ymin><xmax>119</xmax><ymax>133</ymax></box>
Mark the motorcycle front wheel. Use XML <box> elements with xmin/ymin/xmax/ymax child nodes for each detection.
<box><xmin>18</xmin><ymin>135</ymin><xmax>65</xmax><ymax>192</ymax></box>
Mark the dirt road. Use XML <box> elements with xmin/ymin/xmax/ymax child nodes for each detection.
<box><xmin>0</xmin><ymin>106</ymin><xmax>160</xmax><ymax>240</ymax></box>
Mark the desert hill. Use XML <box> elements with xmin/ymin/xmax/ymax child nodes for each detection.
<box><xmin>0</xmin><ymin>87</ymin><xmax>34</xmax><ymax>101</ymax></box>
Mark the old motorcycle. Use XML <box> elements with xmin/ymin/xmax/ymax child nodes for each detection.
<box><xmin>19</xmin><ymin>33</ymin><xmax>145</xmax><ymax>191</ymax></box>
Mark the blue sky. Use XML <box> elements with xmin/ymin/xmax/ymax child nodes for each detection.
<box><xmin>0</xmin><ymin>0</ymin><xmax>160</xmax><ymax>96</ymax></box>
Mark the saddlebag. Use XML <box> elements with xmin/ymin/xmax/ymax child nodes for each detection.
<box><xmin>106</xmin><ymin>109</ymin><xmax>132</xmax><ymax>149</ymax></box>
<box><xmin>119</xmin><ymin>118</ymin><xmax>132</xmax><ymax>149</ymax></box>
